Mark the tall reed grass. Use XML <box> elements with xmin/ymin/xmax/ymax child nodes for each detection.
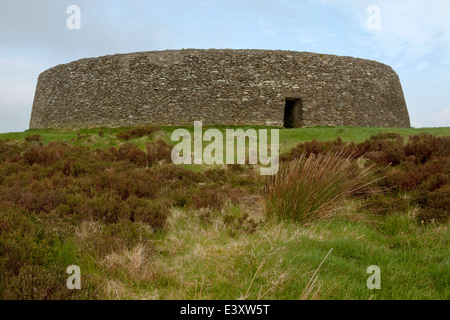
<box><xmin>265</xmin><ymin>150</ymin><xmax>379</xmax><ymax>224</ymax></box>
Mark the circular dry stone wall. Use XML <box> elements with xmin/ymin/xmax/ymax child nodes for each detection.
<box><xmin>29</xmin><ymin>49</ymin><xmax>410</xmax><ymax>129</ymax></box>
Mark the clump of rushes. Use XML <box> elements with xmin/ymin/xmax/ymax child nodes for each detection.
<box><xmin>265</xmin><ymin>149</ymin><xmax>379</xmax><ymax>225</ymax></box>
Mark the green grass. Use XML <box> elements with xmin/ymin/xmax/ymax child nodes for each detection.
<box><xmin>2</xmin><ymin>125</ymin><xmax>449</xmax><ymax>154</ymax></box>
<box><xmin>278</xmin><ymin>126</ymin><xmax>450</xmax><ymax>152</ymax></box>
<box><xmin>84</xmin><ymin>205</ymin><xmax>448</xmax><ymax>300</ymax></box>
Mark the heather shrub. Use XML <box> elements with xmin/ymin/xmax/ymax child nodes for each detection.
<box><xmin>80</xmin><ymin>192</ymin><xmax>125</xmax><ymax>224</ymax></box>
<box><xmin>25</xmin><ymin>134</ymin><xmax>42</xmax><ymax>142</ymax></box>
<box><xmin>76</xmin><ymin>193</ymin><xmax>169</xmax><ymax>228</ymax></box>
<box><xmin>404</xmin><ymin>134</ymin><xmax>449</xmax><ymax>163</ymax></box>
<box><xmin>153</xmin><ymin>163</ymin><xmax>202</xmax><ymax>183</ymax></box>
<box><xmin>23</xmin><ymin>142</ymin><xmax>93</xmax><ymax>169</ymax></box>
<box><xmin>190</xmin><ymin>184</ymin><xmax>225</xmax><ymax>210</ymax></box>
<box><xmin>97</xmin><ymin>147</ymin><xmax>119</xmax><ymax>162</ymax></box>
<box><xmin>366</xmin><ymin>194</ymin><xmax>411</xmax><ymax>215</ymax></box>
<box><xmin>203</xmin><ymin>166</ymin><xmax>261</xmax><ymax>190</ymax></box>
<box><xmin>365</xmin><ymin>151</ymin><xmax>390</xmax><ymax>166</ymax></box>
<box><xmin>230</xmin><ymin>171</ymin><xmax>260</xmax><ymax>188</ymax></box>
<box><xmin>116</xmin><ymin>126</ymin><xmax>157</xmax><ymax>140</ymax></box>
<box><xmin>0</xmin><ymin>205</ymin><xmax>96</xmax><ymax>299</ymax></box>
<box><xmin>146</xmin><ymin>139</ymin><xmax>172</xmax><ymax>165</ymax></box>
<box><xmin>93</xmin><ymin>169</ymin><xmax>159</xmax><ymax>200</ymax></box>
<box><xmin>0</xmin><ymin>140</ymin><xmax>23</xmax><ymax>164</ymax></box>
<box><xmin>187</xmin><ymin>182</ymin><xmax>247</xmax><ymax>211</ymax></box>
<box><xmin>117</xmin><ymin>143</ymin><xmax>147</xmax><ymax>166</ymax></box>
<box><xmin>227</xmin><ymin>163</ymin><xmax>246</xmax><ymax>173</ymax></box>
<box><xmin>284</xmin><ymin>133</ymin><xmax>450</xmax><ymax>168</ymax></box>
<box><xmin>170</xmin><ymin>188</ymin><xmax>188</xmax><ymax>207</ymax></box>
<box><xmin>204</xmin><ymin>167</ymin><xmax>228</xmax><ymax>182</ymax></box>
<box><xmin>417</xmin><ymin>207</ymin><xmax>448</xmax><ymax>224</ymax></box>
<box><xmin>384</xmin><ymin>165</ymin><xmax>422</xmax><ymax>190</ymax></box>
<box><xmin>282</xmin><ymin>137</ymin><xmax>359</xmax><ymax>161</ymax></box>
<box><xmin>420</xmin><ymin>172</ymin><xmax>448</xmax><ymax>192</ymax></box>
<box><xmin>414</xmin><ymin>185</ymin><xmax>449</xmax><ymax>223</ymax></box>
<box><xmin>125</xmin><ymin>196</ymin><xmax>169</xmax><ymax>228</ymax></box>
<box><xmin>20</xmin><ymin>189</ymin><xmax>66</xmax><ymax>213</ymax></box>
<box><xmin>383</xmin><ymin>157</ymin><xmax>449</xmax><ymax>191</ymax></box>
<box><xmin>359</xmin><ymin>133</ymin><xmax>405</xmax><ymax>165</ymax></box>
<box><xmin>22</xmin><ymin>143</ymin><xmax>47</xmax><ymax>165</ymax></box>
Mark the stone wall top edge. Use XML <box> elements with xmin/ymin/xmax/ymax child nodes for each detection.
<box><xmin>37</xmin><ymin>49</ymin><xmax>396</xmax><ymax>77</ymax></box>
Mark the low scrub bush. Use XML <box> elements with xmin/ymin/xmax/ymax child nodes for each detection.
<box><xmin>190</xmin><ymin>184</ymin><xmax>226</xmax><ymax>210</ymax></box>
<box><xmin>282</xmin><ymin>137</ymin><xmax>358</xmax><ymax>161</ymax></box>
<box><xmin>117</xmin><ymin>143</ymin><xmax>147</xmax><ymax>166</ymax></box>
<box><xmin>116</xmin><ymin>126</ymin><xmax>157</xmax><ymax>140</ymax></box>
<box><xmin>0</xmin><ymin>205</ymin><xmax>98</xmax><ymax>299</ymax></box>
<box><xmin>93</xmin><ymin>169</ymin><xmax>160</xmax><ymax>200</ymax></box>
<box><xmin>365</xmin><ymin>194</ymin><xmax>411</xmax><ymax>216</ymax></box>
<box><xmin>146</xmin><ymin>139</ymin><xmax>172</xmax><ymax>165</ymax></box>
<box><xmin>414</xmin><ymin>185</ymin><xmax>449</xmax><ymax>223</ymax></box>
<box><xmin>404</xmin><ymin>133</ymin><xmax>449</xmax><ymax>163</ymax></box>
<box><xmin>25</xmin><ymin>134</ymin><xmax>42</xmax><ymax>142</ymax></box>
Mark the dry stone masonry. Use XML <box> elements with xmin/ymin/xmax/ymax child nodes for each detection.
<box><xmin>30</xmin><ymin>49</ymin><xmax>410</xmax><ymax>129</ymax></box>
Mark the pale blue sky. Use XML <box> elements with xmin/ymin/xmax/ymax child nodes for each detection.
<box><xmin>1</xmin><ymin>0</ymin><xmax>449</xmax><ymax>132</ymax></box>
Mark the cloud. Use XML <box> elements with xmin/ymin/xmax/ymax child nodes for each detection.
<box><xmin>0</xmin><ymin>0</ymin><xmax>179</xmax><ymax>61</ymax></box>
<box><xmin>294</xmin><ymin>29</ymin><xmax>318</xmax><ymax>44</ymax></box>
<box><xmin>410</xmin><ymin>106</ymin><xmax>450</xmax><ymax>128</ymax></box>
<box><xmin>375</xmin><ymin>1</ymin><xmax>449</xmax><ymax>59</ymax></box>
<box><xmin>0</xmin><ymin>57</ymin><xmax>44</xmax><ymax>133</ymax></box>
<box><xmin>342</xmin><ymin>0</ymin><xmax>450</xmax><ymax>61</ymax></box>
<box><xmin>414</xmin><ymin>62</ymin><xmax>430</xmax><ymax>71</ymax></box>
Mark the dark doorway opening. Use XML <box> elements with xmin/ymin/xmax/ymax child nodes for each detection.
<box><xmin>283</xmin><ymin>98</ymin><xmax>301</xmax><ymax>128</ymax></box>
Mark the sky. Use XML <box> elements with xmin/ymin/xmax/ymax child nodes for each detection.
<box><xmin>0</xmin><ymin>0</ymin><xmax>449</xmax><ymax>133</ymax></box>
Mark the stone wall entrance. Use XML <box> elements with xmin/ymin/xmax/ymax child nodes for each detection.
<box><xmin>283</xmin><ymin>98</ymin><xmax>302</xmax><ymax>128</ymax></box>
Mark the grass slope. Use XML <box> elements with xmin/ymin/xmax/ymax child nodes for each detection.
<box><xmin>0</xmin><ymin>126</ymin><xmax>448</xmax><ymax>300</ymax></box>
<box><xmin>2</xmin><ymin>125</ymin><xmax>450</xmax><ymax>151</ymax></box>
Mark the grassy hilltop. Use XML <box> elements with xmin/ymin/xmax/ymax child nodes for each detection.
<box><xmin>1</xmin><ymin>125</ymin><xmax>449</xmax><ymax>150</ymax></box>
<box><xmin>0</xmin><ymin>126</ymin><xmax>449</xmax><ymax>300</ymax></box>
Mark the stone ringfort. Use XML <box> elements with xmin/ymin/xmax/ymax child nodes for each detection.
<box><xmin>30</xmin><ymin>49</ymin><xmax>410</xmax><ymax>129</ymax></box>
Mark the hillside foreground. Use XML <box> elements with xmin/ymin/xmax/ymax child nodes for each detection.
<box><xmin>0</xmin><ymin>126</ymin><xmax>449</xmax><ymax>299</ymax></box>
